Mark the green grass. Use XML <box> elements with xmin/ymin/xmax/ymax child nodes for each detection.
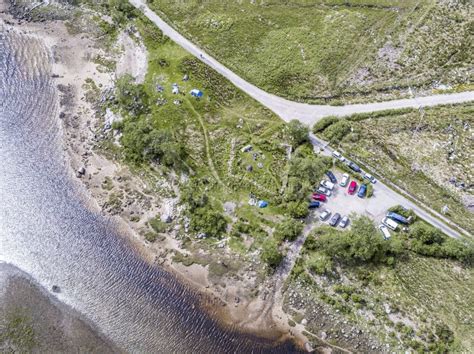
<box><xmin>318</xmin><ymin>103</ymin><xmax>474</xmax><ymax>234</ymax></box>
<box><xmin>293</xmin><ymin>232</ymin><xmax>474</xmax><ymax>351</ymax></box>
<box><xmin>148</xmin><ymin>0</ymin><xmax>473</xmax><ymax>103</ymax></box>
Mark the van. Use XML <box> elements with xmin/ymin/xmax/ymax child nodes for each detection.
<box><xmin>332</xmin><ymin>150</ymin><xmax>342</xmax><ymax>160</ymax></box>
<box><xmin>379</xmin><ymin>225</ymin><xmax>391</xmax><ymax>240</ymax></box>
<box><xmin>382</xmin><ymin>217</ymin><xmax>398</xmax><ymax>231</ymax></box>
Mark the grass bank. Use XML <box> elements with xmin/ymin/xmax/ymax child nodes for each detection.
<box><xmin>147</xmin><ymin>0</ymin><xmax>473</xmax><ymax>104</ymax></box>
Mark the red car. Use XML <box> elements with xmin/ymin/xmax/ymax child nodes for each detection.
<box><xmin>348</xmin><ymin>181</ymin><xmax>358</xmax><ymax>195</ymax></box>
<box><xmin>312</xmin><ymin>193</ymin><xmax>327</xmax><ymax>202</ymax></box>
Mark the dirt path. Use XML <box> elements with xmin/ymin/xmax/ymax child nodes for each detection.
<box><xmin>129</xmin><ymin>0</ymin><xmax>474</xmax><ymax>126</ymax></box>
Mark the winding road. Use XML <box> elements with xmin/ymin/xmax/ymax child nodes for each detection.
<box><xmin>129</xmin><ymin>0</ymin><xmax>473</xmax><ymax>125</ymax></box>
<box><xmin>129</xmin><ymin>0</ymin><xmax>473</xmax><ymax>239</ymax></box>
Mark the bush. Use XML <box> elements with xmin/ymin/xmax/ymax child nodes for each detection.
<box><xmin>313</xmin><ymin>116</ymin><xmax>339</xmax><ymax>133</ymax></box>
<box><xmin>190</xmin><ymin>207</ymin><xmax>227</xmax><ymax>238</ymax></box>
<box><xmin>273</xmin><ymin>219</ymin><xmax>304</xmax><ymax>243</ymax></box>
<box><xmin>306</xmin><ymin>252</ymin><xmax>333</xmax><ymax>275</ymax></box>
<box><xmin>286</xmin><ymin>201</ymin><xmax>309</xmax><ymax>219</ymax></box>
<box><xmin>149</xmin><ymin>217</ymin><xmax>167</xmax><ymax>233</ymax></box>
<box><xmin>287</xmin><ymin>119</ymin><xmax>309</xmax><ymax>148</ymax></box>
<box><xmin>261</xmin><ymin>238</ymin><xmax>283</xmax><ymax>268</ymax></box>
<box><xmin>407</xmin><ymin>222</ymin><xmax>474</xmax><ymax>262</ymax></box>
<box><xmin>321</xmin><ymin>119</ymin><xmax>352</xmax><ymax>144</ymax></box>
<box><xmin>312</xmin><ymin>217</ymin><xmax>403</xmax><ymax>264</ymax></box>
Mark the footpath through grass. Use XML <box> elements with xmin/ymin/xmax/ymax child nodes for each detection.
<box><xmin>148</xmin><ymin>0</ymin><xmax>473</xmax><ymax>104</ymax></box>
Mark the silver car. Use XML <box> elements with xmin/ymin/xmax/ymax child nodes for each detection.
<box><xmin>329</xmin><ymin>213</ymin><xmax>341</xmax><ymax>226</ymax></box>
<box><xmin>339</xmin><ymin>215</ymin><xmax>349</xmax><ymax>228</ymax></box>
<box><xmin>319</xmin><ymin>210</ymin><xmax>331</xmax><ymax>221</ymax></box>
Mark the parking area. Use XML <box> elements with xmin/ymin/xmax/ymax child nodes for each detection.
<box><xmin>311</xmin><ymin>170</ymin><xmax>398</xmax><ymax>228</ymax></box>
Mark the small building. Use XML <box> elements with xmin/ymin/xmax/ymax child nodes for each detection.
<box><xmin>190</xmin><ymin>89</ymin><xmax>203</xmax><ymax>98</ymax></box>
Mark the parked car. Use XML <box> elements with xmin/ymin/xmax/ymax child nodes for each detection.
<box><xmin>312</xmin><ymin>193</ymin><xmax>327</xmax><ymax>202</ymax></box>
<box><xmin>363</xmin><ymin>172</ymin><xmax>377</xmax><ymax>184</ymax></box>
<box><xmin>316</xmin><ymin>186</ymin><xmax>332</xmax><ymax>196</ymax></box>
<box><xmin>319</xmin><ymin>210</ymin><xmax>331</xmax><ymax>221</ymax></box>
<box><xmin>340</xmin><ymin>173</ymin><xmax>349</xmax><ymax>187</ymax></box>
<box><xmin>320</xmin><ymin>180</ymin><xmax>335</xmax><ymax>191</ymax></box>
<box><xmin>308</xmin><ymin>201</ymin><xmax>320</xmax><ymax>209</ymax></box>
<box><xmin>357</xmin><ymin>184</ymin><xmax>367</xmax><ymax>198</ymax></box>
<box><xmin>326</xmin><ymin>171</ymin><xmax>337</xmax><ymax>184</ymax></box>
<box><xmin>348</xmin><ymin>181</ymin><xmax>358</xmax><ymax>195</ymax></box>
<box><xmin>332</xmin><ymin>150</ymin><xmax>345</xmax><ymax>161</ymax></box>
<box><xmin>329</xmin><ymin>213</ymin><xmax>341</xmax><ymax>227</ymax></box>
<box><xmin>339</xmin><ymin>215</ymin><xmax>349</xmax><ymax>228</ymax></box>
<box><xmin>379</xmin><ymin>225</ymin><xmax>391</xmax><ymax>240</ymax></box>
<box><xmin>382</xmin><ymin>217</ymin><xmax>398</xmax><ymax>231</ymax></box>
<box><xmin>348</xmin><ymin>162</ymin><xmax>361</xmax><ymax>173</ymax></box>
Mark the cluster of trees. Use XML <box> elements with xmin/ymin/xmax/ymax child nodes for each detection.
<box><xmin>180</xmin><ymin>179</ymin><xmax>228</xmax><ymax>239</ymax></box>
<box><xmin>312</xmin><ymin>115</ymin><xmax>353</xmax><ymax>144</ymax></box>
<box><xmin>305</xmin><ymin>216</ymin><xmax>403</xmax><ymax>266</ymax></box>
<box><xmin>273</xmin><ymin>219</ymin><xmax>304</xmax><ymax>243</ymax></box>
<box><xmin>406</xmin><ymin>223</ymin><xmax>474</xmax><ymax>263</ymax></box>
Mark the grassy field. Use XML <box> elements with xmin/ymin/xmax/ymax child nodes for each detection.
<box><xmin>288</xmin><ymin>224</ymin><xmax>474</xmax><ymax>352</ymax></box>
<box><xmin>314</xmin><ymin>103</ymin><xmax>474</xmax><ymax>234</ymax></box>
<box><xmin>147</xmin><ymin>0</ymin><xmax>473</xmax><ymax>103</ymax></box>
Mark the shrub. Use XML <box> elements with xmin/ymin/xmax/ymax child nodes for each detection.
<box><xmin>261</xmin><ymin>238</ymin><xmax>283</xmax><ymax>268</ymax></box>
<box><xmin>286</xmin><ymin>119</ymin><xmax>309</xmax><ymax>147</ymax></box>
<box><xmin>149</xmin><ymin>217</ymin><xmax>167</xmax><ymax>233</ymax></box>
<box><xmin>190</xmin><ymin>207</ymin><xmax>227</xmax><ymax>238</ymax></box>
<box><xmin>273</xmin><ymin>219</ymin><xmax>304</xmax><ymax>242</ymax></box>
<box><xmin>306</xmin><ymin>252</ymin><xmax>333</xmax><ymax>275</ymax></box>
<box><xmin>286</xmin><ymin>201</ymin><xmax>309</xmax><ymax>219</ymax></box>
<box><xmin>321</xmin><ymin>119</ymin><xmax>352</xmax><ymax>144</ymax></box>
<box><xmin>313</xmin><ymin>116</ymin><xmax>339</xmax><ymax>133</ymax></box>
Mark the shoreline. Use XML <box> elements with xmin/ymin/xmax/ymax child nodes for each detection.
<box><xmin>0</xmin><ymin>9</ymin><xmax>308</xmax><ymax>351</ymax></box>
<box><xmin>0</xmin><ymin>262</ymin><xmax>119</xmax><ymax>353</ymax></box>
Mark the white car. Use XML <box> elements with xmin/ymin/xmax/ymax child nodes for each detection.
<box><xmin>363</xmin><ymin>173</ymin><xmax>377</xmax><ymax>184</ymax></box>
<box><xmin>379</xmin><ymin>225</ymin><xmax>391</xmax><ymax>240</ymax></box>
<box><xmin>382</xmin><ymin>217</ymin><xmax>398</xmax><ymax>231</ymax></box>
<box><xmin>320</xmin><ymin>180</ymin><xmax>335</xmax><ymax>191</ymax></box>
<box><xmin>340</xmin><ymin>173</ymin><xmax>349</xmax><ymax>187</ymax></box>
<box><xmin>316</xmin><ymin>186</ymin><xmax>331</xmax><ymax>196</ymax></box>
<box><xmin>339</xmin><ymin>215</ymin><xmax>349</xmax><ymax>228</ymax></box>
<box><xmin>332</xmin><ymin>150</ymin><xmax>345</xmax><ymax>162</ymax></box>
<box><xmin>320</xmin><ymin>210</ymin><xmax>331</xmax><ymax>221</ymax></box>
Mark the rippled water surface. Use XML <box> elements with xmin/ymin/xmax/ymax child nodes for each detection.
<box><xmin>0</xmin><ymin>25</ymin><xmax>299</xmax><ymax>353</ymax></box>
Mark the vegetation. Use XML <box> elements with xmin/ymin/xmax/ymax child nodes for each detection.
<box><xmin>273</xmin><ymin>219</ymin><xmax>304</xmax><ymax>243</ymax></box>
<box><xmin>291</xmin><ymin>215</ymin><xmax>474</xmax><ymax>351</ymax></box>
<box><xmin>148</xmin><ymin>0</ymin><xmax>473</xmax><ymax>103</ymax></box>
<box><xmin>261</xmin><ymin>237</ymin><xmax>283</xmax><ymax>268</ymax></box>
<box><xmin>0</xmin><ymin>311</ymin><xmax>36</xmax><ymax>352</ymax></box>
<box><xmin>314</xmin><ymin>103</ymin><xmax>474</xmax><ymax>233</ymax></box>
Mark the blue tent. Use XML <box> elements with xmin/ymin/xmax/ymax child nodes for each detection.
<box><xmin>190</xmin><ymin>89</ymin><xmax>203</xmax><ymax>98</ymax></box>
<box><xmin>257</xmin><ymin>200</ymin><xmax>268</xmax><ymax>208</ymax></box>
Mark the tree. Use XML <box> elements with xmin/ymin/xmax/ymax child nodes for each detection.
<box><xmin>287</xmin><ymin>119</ymin><xmax>309</xmax><ymax>147</ymax></box>
<box><xmin>286</xmin><ymin>201</ymin><xmax>309</xmax><ymax>219</ymax></box>
<box><xmin>321</xmin><ymin>119</ymin><xmax>352</xmax><ymax>144</ymax></box>
<box><xmin>190</xmin><ymin>207</ymin><xmax>227</xmax><ymax>239</ymax></box>
<box><xmin>274</xmin><ymin>219</ymin><xmax>304</xmax><ymax>242</ymax></box>
<box><xmin>313</xmin><ymin>116</ymin><xmax>339</xmax><ymax>133</ymax></box>
<box><xmin>261</xmin><ymin>238</ymin><xmax>283</xmax><ymax>268</ymax></box>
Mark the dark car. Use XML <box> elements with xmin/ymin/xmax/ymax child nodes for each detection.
<box><xmin>312</xmin><ymin>193</ymin><xmax>327</xmax><ymax>202</ymax></box>
<box><xmin>358</xmin><ymin>184</ymin><xmax>367</xmax><ymax>198</ymax></box>
<box><xmin>349</xmin><ymin>162</ymin><xmax>361</xmax><ymax>173</ymax></box>
<box><xmin>329</xmin><ymin>213</ymin><xmax>341</xmax><ymax>227</ymax></box>
<box><xmin>308</xmin><ymin>201</ymin><xmax>320</xmax><ymax>209</ymax></box>
<box><xmin>348</xmin><ymin>180</ymin><xmax>358</xmax><ymax>195</ymax></box>
<box><xmin>325</xmin><ymin>171</ymin><xmax>337</xmax><ymax>184</ymax></box>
